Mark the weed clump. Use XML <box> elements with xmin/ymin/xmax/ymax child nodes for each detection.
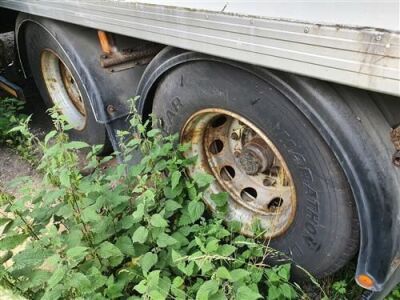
<box><xmin>0</xmin><ymin>110</ymin><xmax>308</xmax><ymax>299</ymax></box>
<box><xmin>0</xmin><ymin>97</ymin><xmax>36</xmax><ymax>162</ymax></box>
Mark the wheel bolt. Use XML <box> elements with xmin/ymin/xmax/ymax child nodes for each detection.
<box><xmin>231</xmin><ymin>132</ymin><xmax>240</xmax><ymax>140</ymax></box>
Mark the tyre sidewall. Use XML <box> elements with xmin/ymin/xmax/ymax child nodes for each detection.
<box><xmin>152</xmin><ymin>61</ymin><xmax>357</xmax><ymax>277</ymax></box>
<box><xmin>24</xmin><ymin>22</ymin><xmax>106</xmax><ymax>146</ymax></box>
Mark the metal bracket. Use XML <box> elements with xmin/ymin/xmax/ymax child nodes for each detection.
<box><xmin>100</xmin><ymin>46</ymin><xmax>163</xmax><ymax>70</ymax></box>
<box><xmin>97</xmin><ymin>30</ymin><xmax>162</xmax><ymax>72</ymax></box>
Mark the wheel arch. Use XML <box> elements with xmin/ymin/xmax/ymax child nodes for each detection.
<box><xmin>15</xmin><ymin>13</ymin><xmax>33</xmax><ymax>78</ymax></box>
<box><xmin>137</xmin><ymin>47</ymin><xmax>400</xmax><ymax>292</ymax></box>
<box><xmin>15</xmin><ymin>13</ymin><xmax>109</xmax><ymax>124</ymax></box>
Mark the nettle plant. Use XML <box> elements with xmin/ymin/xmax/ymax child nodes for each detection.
<box><xmin>0</xmin><ymin>109</ymin><xmax>308</xmax><ymax>300</ymax></box>
<box><xmin>0</xmin><ymin>97</ymin><xmax>31</xmax><ymax>149</ymax></box>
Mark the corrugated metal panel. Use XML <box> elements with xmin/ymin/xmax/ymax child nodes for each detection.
<box><xmin>1</xmin><ymin>0</ymin><xmax>399</xmax><ymax>96</ymax></box>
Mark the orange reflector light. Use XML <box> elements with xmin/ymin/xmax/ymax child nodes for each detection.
<box><xmin>97</xmin><ymin>30</ymin><xmax>112</xmax><ymax>54</ymax></box>
<box><xmin>357</xmin><ymin>274</ymin><xmax>374</xmax><ymax>289</ymax></box>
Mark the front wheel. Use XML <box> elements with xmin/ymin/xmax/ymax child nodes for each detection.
<box><xmin>152</xmin><ymin>61</ymin><xmax>359</xmax><ymax>278</ymax></box>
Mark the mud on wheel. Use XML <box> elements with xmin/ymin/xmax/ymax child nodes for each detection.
<box><xmin>24</xmin><ymin>21</ymin><xmax>109</xmax><ymax>149</ymax></box>
<box><xmin>41</xmin><ymin>49</ymin><xmax>87</xmax><ymax>131</ymax></box>
<box><xmin>181</xmin><ymin>109</ymin><xmax>296</xmax><ymax>238</ymax></box>
<box><xmin>152</xmin><ymin>61</ymin><xmax>359</xmax><ymax>278</ymax></box>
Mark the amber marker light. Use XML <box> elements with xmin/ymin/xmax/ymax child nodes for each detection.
<box><xmin>357</xmin><ymin>274</ymin><xmax>375</xmax><ymax>289</ymax></box>
<box><xmin>97</xmin><ymin>30</ymin><xmax>112</xmax><ymax>54</ymax></box>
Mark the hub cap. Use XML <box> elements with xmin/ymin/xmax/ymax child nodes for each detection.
<box><xmin>181</xmin><ymin>109</ymin><xmax>296</xmax><ymax>238</ymax></box>
<box><xmin>41</xmin><ymin>50</ymin><xmax>87</xmax><ymax>130</ymax></box>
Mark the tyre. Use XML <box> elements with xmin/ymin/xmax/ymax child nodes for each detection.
<box><xmin>24</xmin><ymin>22</ymin><xmax>108</xmax><ymax>148</ymax></box>
<box><xmin>151</xmin><ymin>61</ymin><xmax>359</xmax><ymax>278</ymax></box>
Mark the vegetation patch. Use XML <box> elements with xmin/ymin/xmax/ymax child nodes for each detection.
<box><xmin>0</xmin><ymin>109</ymin><xmax>311</xmax><ymax>300</ymax></box>
<box><xmin>0</xmin><ymin>98</ymin><xmax>398</xmax><ymax>299</ymax></box>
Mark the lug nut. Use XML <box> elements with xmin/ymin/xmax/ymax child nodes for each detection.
<box><xmin>231</xmin><ymin>132</ymin><xmax>240</xmax><ymax>140</ymax></box>
<box><xmin>107</xmin><ymin>105</ymin><xmax>116</xmax><ymax>114</ymax></box>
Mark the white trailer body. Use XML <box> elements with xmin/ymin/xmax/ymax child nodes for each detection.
<box><xmin>0</xmin><ymin>0</ymin><xmax>399</xmax><ymax>96</ymax></box>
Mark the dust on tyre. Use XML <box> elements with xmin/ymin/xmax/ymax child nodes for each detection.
<box><xmin>24</xmin><ymin>22</ymin><xmax>109</xmax><ymax>149</ymax></box>
<box><xmin>151</xmin><ymin>61</ymin><xmax>359</xmax><ymax>278</ymax></box>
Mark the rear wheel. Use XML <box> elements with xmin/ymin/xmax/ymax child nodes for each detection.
<box><xmin>24</xmin><ymin>22</ymin><xmax>109</xmax><ymax>148</ymax></box>
<box><xmin>152</xmin><ymin>61</ymin><xmax>359</xmax><ymax>278</ymax></box>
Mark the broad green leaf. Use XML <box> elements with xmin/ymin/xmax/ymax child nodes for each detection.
<box><xmin>134</xmin><ymin>280</ymin><xmax>147</xmax><ymax>294</ymax></box>
<box><xmin>64</xmin><ymin>141</ymin><xmax>90</xmax><ymax>149</ymax></box>
<box><xmin>132</xmin><ymin>203</ymin><xmax>145</xmax><ymax>222</ymax></box>
<box><xmin>69</xmin><ymin>272</ymin><xmax>92</xmax><ymax>294</ymax></box>
<box><xmin>115</xmin><ymin>236</ymin><xmax>135</xmax><ymax>256</ymax></box>
<box><xmin>25</xmin><ymin>270</ymin><xmax>52</xmax><ymax>289</ymax></box>
<box><xmin>230</xmin><ymin>269</ymin><xmax>250</xmax><ymax>282</ymax></box>
<box><xmin>281</xmin><ymin>282</ymin><xmax>297</xmax><ymax>299</ymax></box>
<box><xmin>132</xmin><ymin>226</ymin><xmax>149</xmax><ymax>244</ymax></box>
<box><xmin>156</xmin><ymin>233</ymin><xmax>177</xmax><ymax>248</ymax></box>
<box><xmin>205</xmin><ymin>239</ymin><xmax>219</xmax><ymax>253</ymax></box>
<box><xmin>147</xmin><ymin>128</ymin><xmax>161</xmax><ymax>138</ymax></box>
<box><xmin>12</xmin><ymin>247</ymin><xmax>52</xmax><ymax>270</ymax></box>
<box><xmin>188</xmin><ymin>201</ymin><xmax>204</xmax><ymax>223</ymax></box>
<box><xmin>81</xmin><ymin>206</ymin><xmax>101</xmax><ymax>222</ymax></box>
<box><xmin>172</xmin><ymin>276</ymin><xmax>184</xmax><ymax>288</ymax></box>
<box><xmin>120</xmin><ymin>215</ymin><xmax>135</xmax><ymax>229</ymax></box>
<box><xmin>147</xmin><ymin>270</ymin><xmax>161</xmax><ymax>288</ymax></box>
<box><xmin>48</xmin><ymin>266</ymin><xmax>66</xmax><ymax>289</ymax></box>
<box><xmin>152</xmin><ymin>276</ymin><xmax>171</xmax><ymax>299</ymax></box>
<box><xmin>171</xmin><ymin>171</ymin><xmax>181</xmax><ymax>189</ymax></box>
<box><xmin>196</xmin><ymin>280</ymin><xmax>219</xmax><ymax>300</ymax></box>
<box><xmin>171</xmin><ymin>276</ymin><xmax>186</xmax><ymax>299</ymax></box>
<box><xmin>193</xmin><ymin>173</ymin><xmax>214</xmax><ymax>188</ymax></box>
<box><xmin>97</xmin><ymin>241</ymin><xmax>123</xmax><ymax>259</ymax></box>
<box><xmin>215</xmin><ymin>267</ymin><xmax>231</xmax><ymax>281</ymax></box>
<box><xmin>148</xmin><ymin>290</ymin><xmax>165</xmax><ymax>300</ymax></box>
<box><xmin>66</xmin><ymin>246</ymin><xmax>88</xmax><ymax>263</ymax></box>
<box><xmin>164</xmin><ymin>200</ymin><xmax>182</xmax><ymax>212</ymax></box>
<box><xmin>141</xmin><ymin>252</ymin><xmax>158</xmax><ymax>275</ymax></box>
<box><xmin>236</xmin><ymin>286</ymin><xmax>262</xmax><ymax>300</ymax></box>
<box><xmin>59</xmin><ymin>172</ymin><xmax>71</xmax><ymax>188</ymax></box>
<box><xmin>150</xmin><ymin>214</ymin><xmax>168</xmax><ymax>227</ymax></box>
<box><xmin>0</xmin><ymin>234</ymin><xmax>28</xmax><ymax>250</ymax></box>
<box><xmin>277</xmin><ymin>263</ymin><xmax>291</xmax><ymax>281</ymax></box>
<box><xmin>217</xmin><ymin>244</ymin><xmax>236</xmax><ymax>257</ymax></box>
<box><xmin>210</xmin><ymin>192</ymin><xmax>228</xmax><ymax>207</ymax></box>
<box><xmin>171</xmin><ymin>249</ymin><xmax>182</xmax><ymax>262</ymax></box>
<box><xmin>87</xmin><ymin>266</ymin><xmax>108</xmax><ymax>291</ymax></box>
<box><xmin>268</xmin><ymin>285</ymin><xmax>281</xmax><ymax>300</ymax></box>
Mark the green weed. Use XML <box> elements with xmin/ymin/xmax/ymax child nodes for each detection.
<box><xmin>0</xmin><ymin>109</ymin><xmax>312</xmax><ymax>299</ymax></box>
<box><xmin>0</xmin><ymin>97</ymin><xmax>34</xmax><ymax>160</ymax></box>
<box><xmin>386</xmin><ymin>284</ymin><xmax>400</xmax><ymax>300</ymax></box>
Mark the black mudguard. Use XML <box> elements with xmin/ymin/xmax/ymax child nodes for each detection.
<box><xmin>136</xmin><ymin>47</ymin><xmax>400</xmax><ymax>296</ymax></box>
<box><xmin>15</xmin><ymin>13</ymin><xmax>146</xmax><ymax>152</ymax></box>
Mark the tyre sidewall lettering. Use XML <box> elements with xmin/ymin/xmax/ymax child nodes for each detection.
<box><xmin>152</xmin><ymin>61</ymin><xmax>358</xmax><ymax>277</ymax></box>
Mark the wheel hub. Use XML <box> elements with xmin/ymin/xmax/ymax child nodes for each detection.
<box><xmin>41</xmin><ymin>49</ymin><xmax>87</xmax><ymax>131</ymax></box>
<box><xmin>239</xmin><ymin>138</ymin><xmax>274</xmax><ymax>175</ymax></box>
<box><xmin>181</xmin><ymin>109</ymin><xmax>296</xmax><ymax>238</ymax></box>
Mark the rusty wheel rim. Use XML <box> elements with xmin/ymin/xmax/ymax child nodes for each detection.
<box><xmin>181</xmin><ymin>109</ymin><xmax>296</xmax><ymax>238</ymax></box>
<box><xmin>41</xmin><ymin>49</ymin><xmax>87</xmax><ymax>131</ymax></box>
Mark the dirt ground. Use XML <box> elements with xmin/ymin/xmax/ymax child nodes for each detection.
<box><xmin>0</xmin><ymin>91</ymin><xmax>51</xmax><ymax>196</ymax></box>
